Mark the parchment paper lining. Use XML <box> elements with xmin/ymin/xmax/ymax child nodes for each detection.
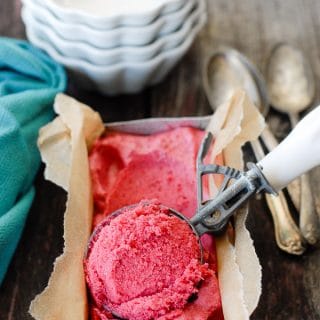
<box><xmin>29</xmin><ymin>89</ymin><xmax>264</xmax><ymax>320</ymax></box>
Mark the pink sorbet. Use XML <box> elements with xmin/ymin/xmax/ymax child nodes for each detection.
<box><xmin>85</xmin><ymin>201</ymin><xmax>212</xmax><ymax>320</ymax></box>
<box><xmin>86</xmin><ymin>127</ymin><xmax>224</xmax><ymax>320</ymax></box>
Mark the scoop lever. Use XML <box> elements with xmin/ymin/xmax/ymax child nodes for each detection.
<box><xmin>191</xmin><ymin>104</ymin><xmax>320</xmax><ymax>236</ymax></box>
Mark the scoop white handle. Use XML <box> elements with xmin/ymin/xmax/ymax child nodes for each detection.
<box><xmin>258</xmin><ymin>105</ymin><xmax>320</xmax><ymax>192</ymax></box>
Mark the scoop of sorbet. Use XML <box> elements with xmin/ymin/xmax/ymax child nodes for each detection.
<box><xmin>84</xmin><ymin>200</ymin><xmax>212</xmax><ymax>320</ymax></box>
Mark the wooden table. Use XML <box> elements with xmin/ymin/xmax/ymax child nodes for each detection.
<box><xmin>1</xmin><ymin>0</ymin><xmax>320</xmax><ymax>319</ymax></box>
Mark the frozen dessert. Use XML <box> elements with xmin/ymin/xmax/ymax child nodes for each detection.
<box><xmin>85</xmin><ymin>127</ymin><xmax>224</xmax><ymax>320</ymax></box>
<box><xmin>89</xmin><ymin>127</ymin><xmax>212</xmax><ymax>225</ymax></box>
<box><xmin>85</xmin><ymin>200</ymin><xmax>215</xmax><ymax>320</ymax></box>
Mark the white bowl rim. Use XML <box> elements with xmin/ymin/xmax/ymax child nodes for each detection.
<box><xmin>49</xmin><ymin>0</ymin><xmax>181</xmax><ymax>17</ymax></box>
<box><xmin>22</xmin><ymin>0</ymin><xmax>202</xmax><ymax>60</ymax></box>
<box><xmin>22</xmin><ymin>0</ymin><xmax>196</xmax><ymax>48</ymax></box>
<box><xmin>25</xmin><ymin>13</ymin><xmax>207</xmax><ymax>74</ymax></box>
<box><xmin>27</xmin><ymin>0</ymin><xmax>187</xmax><ymax>29</ymax></box>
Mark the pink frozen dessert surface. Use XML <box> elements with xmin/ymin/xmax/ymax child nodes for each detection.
<box><xmin>85</xmin><ymin>201</ymin><xmax>214</xmax><ymax>320</ymax></box>
<box><xmin>86</xmin><ymin>127</ymin><xmax>224</xmax><ymax>320</ymax></box>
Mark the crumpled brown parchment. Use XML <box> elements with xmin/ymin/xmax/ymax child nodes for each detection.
<box><xmin>29</xmin><ymin>89</ymin><xmax>264</xmax><ymax>320</ymax></box>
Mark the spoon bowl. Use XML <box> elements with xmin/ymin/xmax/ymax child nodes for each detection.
<box><xmin>203</xmin><ymin>48</ymin><xmax>269</xmax><ymax>116</ymax></box>
<box><xmin>267</xmin><ymin>43</ymin><xmax>315</xmax><ymax>114</ymax></box>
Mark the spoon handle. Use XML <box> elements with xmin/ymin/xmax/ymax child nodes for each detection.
<box><xmin>251</xmin><ymin>139</ymin><xmax>305</xmax><ymax>254</ymax></box>
<box><xmin>265</xmin><ymin>193</ymin><xmax>305</xmax><ymax>255</ymax></box>
<box><xmin>288</xmin><ymin>112</ymin><xmax>320</xmax><ymax>245</ymax></box>
<box><xmin>299</xmin><ymin>173</ymin><xmax>320</xmax><ymax>245</ymax></box>
<box><xmin>258</xmin><ymin>105</ymin><xmax>320</xmax><ymax>191</ymax></box>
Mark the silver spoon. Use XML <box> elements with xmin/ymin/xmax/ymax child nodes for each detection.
<box><xmin>266</xmin><ymin>43</ymin><xmax>320</xmax><ymax>245</ymax></box>
<box><xmin>203</xmin><ymin>48</ymin><xmax>306</xmax><ymax>254</ymax></box>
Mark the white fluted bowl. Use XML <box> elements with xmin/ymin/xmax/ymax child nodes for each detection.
<box><xmin>22</xmin><ymin>0</ymin><xmax>202</xmax><ymax>66</ymax></box>
<box><xmin>29</xmin><ymin>0</ymin><xmax>187</xmax><ymax>30</ymax></box>
<box><xmin>22</xmin><ymin>0</ymin><xmax>196</xmax><ymax>49</ymax></box>
<box><xmin>24</xmin><ymin>12</ymin><xmax>207</xmax><ymax>95</ymax></box>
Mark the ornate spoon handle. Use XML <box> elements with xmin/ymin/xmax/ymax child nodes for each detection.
<box><xmin>251</xmin><ymin>139</ymin><xmax>305</xmax><ymax>254</ymax></box>
<box><xmin>265</xmin><ymin>192</ymin><xmax>305</xmax><ymax>255</ymax></box>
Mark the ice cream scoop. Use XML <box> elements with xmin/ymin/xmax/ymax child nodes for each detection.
<box><xmin>86</xmin><ymin>105</ymin><xmax>320</xmax><ymax>319</ymax></box>
<box><xmin>191</xmin><ymin>104</ymin><xmax>320</xmax><ymax>236</ymax></box>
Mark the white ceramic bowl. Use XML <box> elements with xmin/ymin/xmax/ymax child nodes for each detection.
<box><xmin>22</xmin><ymin>0</ymin><xmax>202</xmax><ymax>66</ymax></box>
<box><xmin>25</xmin><ymin>11</ymin><xmax>207</xmax><ymax>95</ymax></box>
<box><xmin>30</xmin><ymin>0</ymin><xmax>186</xmax><ymax>30</ymax></box>
<box><xmin>22</xmin><ymin>0</ymin><xmax>195</xmax><ymax>49</ymax></box>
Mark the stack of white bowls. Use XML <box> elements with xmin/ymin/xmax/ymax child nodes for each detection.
<box><xmin>21</xmin><ymin>0</ymin><xmax>207</xmax><ymax>95</ymax></box>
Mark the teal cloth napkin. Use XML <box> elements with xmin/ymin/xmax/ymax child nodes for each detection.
<box><xmin>0</xmin><ymin>37</ymin><xmax>67</xmax><ymax>284</ymax></box>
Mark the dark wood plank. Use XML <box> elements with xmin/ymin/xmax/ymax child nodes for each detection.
<box><xmin>67</xmin><ymin>82</ymin><xmax>151</xmax><ymax>122</ymax></box>
<box><xmin>0</xmin><ymin>172</ymin><xmax>66</xmax><ymax>320</ymax></box>
<box><xmin>0</xmin><ymin>0</ymin><xmax>25</xmax><ymax>39</ymax></box>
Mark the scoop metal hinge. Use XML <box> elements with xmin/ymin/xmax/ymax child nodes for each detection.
<box><xmin>191</xmin><ymin>132</ymin><xmax>277</xmax><ymax>236</ymax></box>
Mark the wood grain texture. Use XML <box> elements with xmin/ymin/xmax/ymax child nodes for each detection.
<box><xmin>1</xmin><ymin>0</ymin><xmax>320</xmax><ymax>319</ymax></box>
